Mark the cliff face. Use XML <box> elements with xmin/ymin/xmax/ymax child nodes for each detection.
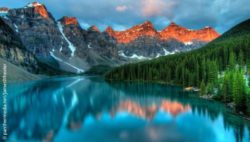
<box><xmin>59</xmin><ymin>16</ymin><xmax>78</xmax><ymax>26</ymax></box>
<box><xmin>58</xmin><ymin>16</ymin><xmax>121</xmax><ymax>67</ymax></box>
<box><xmin>5</xmin><ymin>3</ymin><xmax>71</xmax><ymax>59</ymax></box>
<box><xmin>0</xmin><ymin>18</ymin><xmax>39</xmax><ymax>73</ymax></box>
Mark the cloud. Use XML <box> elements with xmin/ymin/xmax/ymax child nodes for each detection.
<box><xmin>141</xmin><ymin>0</ymin><xmax>165</xmax><ymax>17</ymax></box>
<box><xmin>116</xmin><ymin>5</ymin><xmax>128</xmax><ymax>12</ymax></box>
<box><xmin>141</xmin><ymin>0</ymin><xmax>178</xmax><ymax>19</ymax></box>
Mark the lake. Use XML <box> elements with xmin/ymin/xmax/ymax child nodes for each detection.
<box><xmin>4</xmin><ymin>76</ymin><xmax>250</xmax><ymax>142</ymax></box>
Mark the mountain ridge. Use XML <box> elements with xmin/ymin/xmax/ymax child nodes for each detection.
<box><xmin>0</xmin><ymin>2</ymin><xmax>221</xmax><ymax>74</ymax></box>
<box><xmin>105</xmin><ymin>21</ymin><xmax>220</xmax><ymax>44</ymax></box>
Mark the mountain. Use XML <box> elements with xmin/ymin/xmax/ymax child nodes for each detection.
<box><xmin>105</xmin><ymin>21</ymin><xmax>219</xmax><ymax>59</ymax></box>
<box><xmin>1</xmin><ymin>2</ymin><xmax>73</xmax><ymax>68</ymax></box>
<box><xmin>59</xmin><ymin>16</ymin><xmax>78</xmax><ymax>25</ymax></box>
<box><xmin>106</xmin><ymin>21</ymin><xmax>219</xmax><ymax>44</ymax></box>
<box><xmin>58</xmin><ymin>16</ymin><xmax>123</xmax><ymax>69</ymax></box>
<box><xmin>0</xmin><ymin>7</ymin><xmax>8</xmax><ymax>14</ymax></box>
<box><xmin>0</xmin><ymin>2</ymin><xmax>220</xmax><ymax>74</ymax></box>
<box><xmin>0</xmin><ymin>2</ymin><xmax>122</xmax><ymax>73</ymax></box>
<box><xmin>0</xmin><ymin>18</ymin><xmax>39</xmax><ymax>72</ymax></box>
<box><xmin>0</xmin><ymin>18</ymin><xmax>73</xmax><ymax>76</ymax></box>
<box><xmin>159</xmin><ymin>22</ymin><xmax>220</xmax><ymax>43</ymax></box>
<box><xmin>106</xmin><ymin>21</ymin><xmax>158</xmax><ymax>43</ymax></box>
<box><xmin>105</xmin><ymin>19</ymin><xmax>250</xmax><ymax>87</ymax></box>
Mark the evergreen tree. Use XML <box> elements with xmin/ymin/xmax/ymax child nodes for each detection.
<box><xmin>246</xmin><ymin>92</ymin><xmax>250</xmax><ymax>116</ymax></box>
<box><xmin>222</xmin><ymin>72</ymin><xmax>231</xmax><ymax>102</ymax></box>
<box><xmin>200</xmin><ymin>80</ymin><xmax>206</xmax><ymax>96</ymax></box>
<box><xmin>247</xmin><ymin>60</ymin><xmax>250</xmax><ymax>75</ymax></box>
<box><xmin>238</xmin><ymin>50</ymin><xmax>244</xmax><ymax>67</ymax></box>
<box><xmin>229</xmin><ymin>51</ymin><xmax>236</xmax><ymax>70</ymax></box>
<box><xmin>207</xmin><ymin>61</ymin><xmax>218</xmax><ymax>85</ymax></box>
<box><xmin>207</xmin><ymin>83</ymin><xmax>214</xmax><ymax>95</ymax></box>
<box><xmin>232</xmin><ymin>70</ymin><xmax>246</xmax><ymax>112</ymax></box>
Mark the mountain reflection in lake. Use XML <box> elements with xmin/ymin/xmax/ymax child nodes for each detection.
<box><xmin>4</xmin><ymin>76</ymin><xmax>250</xmax><ymax>142</ymax></box>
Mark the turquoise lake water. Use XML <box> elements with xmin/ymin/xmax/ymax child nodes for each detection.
<box><xmin>3</xmin><ymin>76</ymin><xmax>250</xmax><ymax>142</ymax></box>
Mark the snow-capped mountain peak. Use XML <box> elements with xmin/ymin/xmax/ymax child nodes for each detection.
<box><xmin>26</xmin><ymin>2</ymin><xmax>43</xmax><ymax>7</ymax></box>
<box><xmin>0</xmin><ymin>7</ymin><xmax>9</xmax><ymax>13</ymax></box>
<box><xmin>25</xmin><ymin>2</ymin><xmax>49</xmax><ymax>18</ymax></box>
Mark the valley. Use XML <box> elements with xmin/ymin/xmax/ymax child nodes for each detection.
<box><xmin>1</xmin><ymin>1</ymin><xmax>250</xmax><ymax>142</ymax></box>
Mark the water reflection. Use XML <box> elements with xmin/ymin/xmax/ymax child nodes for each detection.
<box><xmin>4</xmin><ymin>76</ymin><xmax>250</xmax><ymax>142</ymax></box>
<box><xmin>112</xmin><ymin>100</ymin><xmax>191</xmax><ymax>120</ymax></box>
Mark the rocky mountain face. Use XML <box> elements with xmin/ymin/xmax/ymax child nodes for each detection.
<box><xmin>0</xmin><ymin>2</ymin><xmax>220</xmax><ymax>74</ymax></box>
<box><xmin>0</xmin><ymin>18</ymin><xmax>39</xmax><ymax>73</ymax></box>
<box><xmin>3</xmin><ymin>2</ymin><xmax>74</xmax><ymax>68</ymax></box>
<box><xmin>58</xmin><ymin>16</ymin><xmax>123</xmax><ymax>69</ymax></box>
<box><xmin>106</xmin><ymin>21</ymin><xmax>218</xmax><ymax>58</ymax></box>
<box><xmin>0</xmin><ymin>2</ymin><xmax>121</xmax><ymax>73</ymax></box>
<box><xmin>106</xmin><ymin>21</ymin><xmax>159</xmax><ymax>44</ymax></box>
<box><xmin>106</xmin><ymin>21</ymin><xmax>219</xmax><ymax>44</ymax></box>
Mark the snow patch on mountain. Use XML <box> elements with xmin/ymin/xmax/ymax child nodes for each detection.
<box><xmin>0</xmin><ymin>11</ymin><xmax>7</xmax><ymax>14</ymax></box>
<box><xmin>0</xmin><ymin>8</ymin><xmax>9</xmax><ymax>16</ymax></box>
<box><xmin>119</xmin><ymin>48</ymin><xmax>181</xmax><ymax>59</ymax></box>
<box><xmin>163</xmin><ymin>48</ymin><xmax>170</xmax><ymax>55</ymax></box>
<box><xmin>119</xmin><ymin>51</ymin><xmax>151</xmax><ymax>60</ymax></box>
<box><xmin>26</xmin><ymin>2</ymin><xmax>42</xmax><ymax>8</ymax></box>
<box><xmin>0</xmin><ymin>11</ymin><xmax>8</xmax><ymax>16</ymax></box>
<box><xmin>156</xmin><ymin>53</ymin><xmax>161</xmax><ymax>58</ymax></box>
<box><xmin>88</xmin><ymin>43</ymin><xmax>92</xmax><ymax>49</ymax></box>
<box><xmin>50</xmin><ymin>51</ymin><xmax>84</xmax><ymax>73</ymax></box>
<box><xmin>130</xmin><ymin>54</ymin><xmax>150</xmax><ymax>60</ymax></box>
<box><xmin>58</xmin><ymin>22</ymin><xmax>76</xmax><ymax>56</ymax></box>
<box><xmin>163</xmin><ymin>48</ymin><xmax>177</xmax><ymax>55</ymax></box>
<box><xmin>14</xmin><ymin>24</ymin><xmax>19</xmax><ymax>32</ymax></box>
<box><xmin>184</xmin><ymin>41</ymin><xmax>193</xmax><ymax>46</ymax></box>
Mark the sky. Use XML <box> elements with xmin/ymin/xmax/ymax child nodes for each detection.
<box><xmin>0</xmin><ymin>0</ymin><xmax>250</xmax><ymax>33</ymax></box>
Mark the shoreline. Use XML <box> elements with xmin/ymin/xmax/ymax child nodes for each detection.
<box><xmin>200</xmin><ymin>94</ymin><xmax>250</xmax><ymax>121</ymax></box>
<box><xmin>106</xmin><ymin>78</ymin><xmax>250</xmax><ymax>121</ymax></box>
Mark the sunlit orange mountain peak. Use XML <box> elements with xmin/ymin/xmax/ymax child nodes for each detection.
<box><xmin>59</xmin><ymin>16</ymin><xmax>78</xmax><ymax>25</ymax></box>
<box><xmin>160</xmin><ymin>22</ymin><xmax>220</xmax><ymax>43</ymax></box>
<box><xmin>106</xmin><ymin>20</ymin><xmax>158</xmax><ymax>43</ymax></box>
<box><xmin>89</xmin><ymin>25</ymin><xmax>100</xmax><ymax>32</ymax></box>
<box><xmin>26</xmin><ymin>2</ymin><xmax>49</xmax><ymax>18</ymax></box>
<box><xmin>105</xmin><ymin>21</ymin><xmax>220</xmax><ymax>44</ymax></box>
